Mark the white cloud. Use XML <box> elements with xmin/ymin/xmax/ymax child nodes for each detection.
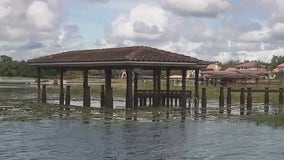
<box><xmin>161</xmin><ymin>0</ymin><xmax>230</xmax><ymax>18</ymax></box>
<box><xmin>26</xmin><ymin>1</ymin><xmax>55</xmax><ymax>30</ymax></box>
<box><xmin>238</xmin><ymin>27</ymin><xmax>271</xmax><ymax>42</ymax></box>
<box><xmin>102</xmin><ymin>3</ymin><xmax>180</xmax><ymax>45</ymax></box>
<box><xmin>0</xmin><ymin>1</ymin><xmax>11</xmax><ymax>18</ymax></box>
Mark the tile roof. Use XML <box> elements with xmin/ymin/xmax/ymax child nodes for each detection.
<box><xmin>29</xmin><ymin>46</ymin><xmax>209</xmax><ymax>67</ymax></box>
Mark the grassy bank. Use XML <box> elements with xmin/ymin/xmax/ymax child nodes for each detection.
<box><xmin>252</xmin><ymin>114</ymin><xmax>284</xmax><ymax>127</ymax></box>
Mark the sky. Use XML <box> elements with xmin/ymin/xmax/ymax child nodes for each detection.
<box><xmin>0</xmin><ymin>0</ymin><xmax>284</xmax><ymax>62</ymax></box>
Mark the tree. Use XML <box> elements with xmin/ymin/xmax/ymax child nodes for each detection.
<box><xmin>0</xmin><ymin>55</ymin><xmax>12</xmax><ymax>62</ymax></box>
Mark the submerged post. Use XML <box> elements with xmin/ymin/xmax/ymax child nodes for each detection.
<box><xmin>126</xmin><ymin>68</ymin><xmax>133</xmax><ymax>109</ymax></box>
<box><xmin>153</xmin><ymin>69</ymin><xmax>157</xmax><ymax>107</ymax></box>
<box><xmin>83</xmin><ymin>69</ymin><xmax>90</xmax><ymax>107</ymax></box>
<box><xmin>41</xmin><ymin>84</ymin><xmax>46</xmax><ymax>104</ymax></box>
<box><xmin>181</xmin><ymin>69</ymin><xmax>187</xmax><ymax>108</ymax></box>
<box><xmin>227</xmin><ymin>87</ymin><xmax>231</xmax><ymax>114</ymax></box>
<box><xmin>37</xmin><ymin>67</ymin><xmax>41</xmax><ymax>103</ymax></box>
<box><xmin>157</xmin><ymin>69</ymin><xmax>161</xmax><ymax>106</ymax></box>
<box><xmin>166</xmin><ymin>69</ymin><xmax>170</xmax><ymax>107</ymax></box>
<box><xmin>247</xmin><ymin>88</ymin><xmax>252</xmax><ymax>115</ymax></box>
<box><xmin>264</xmin><ymin>87</ymin><xmax>269</xmax><ymax>113</ymax></box>
<box><xmin>194</xmin><ymin>69</ymin><xmax>199</xmax><ymax>114</ymax></box>
<box><xmin>105</xmin><ymin>68</ymin><xmax>113</xmax><ymax>109</ymax></box>
<box><xmin>240</xmin><ymin>88</ymin><xmax>245</xmax><ymax>115</ymax></box>
<box><xmin>219</xmin><ymin>87</ymin><xmax>224</xmax><ymax>114</ymax></box>
<box><xmin>134</xmin><ymin>72</ymin><xmax>138</xmax><ymax>108</ymax></box>
<box><xmin>65</xmin><ymin>85</ymin><xmax>71</xmax><ymax>107</ymax></box>
<box><xmin>201</xmin><ymin>88</ymin><xmax>207</xmax><ymax>115</ymax></box>
<box><xmin>59</xmin><ymin>68</ymin><xmax>64</xmax><ymax>105</ymax></box>
<box><xmin>100</xmin><ymin>85</ymin><xmax>105</xmax><ymax>108</ymax></box>
<box><xmin>279</xmin><ymin>88</ymin><xmax>283</xmax><ymax>106</ymax></box>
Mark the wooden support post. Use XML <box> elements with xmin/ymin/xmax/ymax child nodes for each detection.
<box><xmin>105</xmin><ymin>68</ymin><xmax>113</xmax><ymax>109</ymax></box>
<box><xmin>227</xmin><ymin>87</ymin><xmax>231</xmax><ymax>114</ymax></box>
<box><xmin>126</xmin><ymin>68</ymin><xmax>133</xmax><ymax>109</ymax></box>
<box><xmin>157</xmin><ymin>69</ymin><xmax>161</xmax><ymax>106</ymax></box>
<box><xmin>264</xmin><ymin>87</ymin><xmax>269</xmax><ymax>113</ymax></box>
<box><xmin>219</xmin><ymin>87</ymin><xmax>224</xmax><ymax>114</ymax></box>
<box><xmin>37</xmin><ymin>67</ymin><xmax>41</xmax><ymax>103</ymax></box>
<box><xmin>247</xmin><ymin>88</ymin><xmax>252</xmax><ymax>115</ymax></box>
<box><xmin>100</xmin><ymin>85</ymin><xmax>105</xmax><ymax>108</ymax></box>
<box><xmin>65</xmin><ymin>85</ymin><xmax>71</xmax><ymax>107</ymax></box>
<box><xmin>83</xmin><ymin>69</ymin><xmax>89</xmax><ymax>107</ymax></box>
<box><xmin>59</xmin><ymin>68</ymin><xmax>64</xmax><ymax>105</ymax></box>
<box><xmin>201</xmin><ymin>88</ymin><xmax>207</xmax><ymax>115</ymax></box>
<box><xmin>153</xmin><ymin>69</ymin><xmax>157</xmax><ymax>107</ymax></box>
<box><xmin>279</xmin><ymin>88</ymin><xmax>283</xmax><ymax>106</ymax></box>
<box><xmin>181</xmin><ymin>69</ymin><xmax>187</xmax><ymax>108</ymax></box>
<box><xmin>166</xmin><ymin>69</ymin><xmax>170</xmax><ymax>107</ymax></box>
<box><xmin>240</xmin><ymin>88</ymin><xmax>245</xmax><ymax>115</ymax></box>
<box><xmin>134</xmin><ymin>72</ymin><xmax>138</xmax><ymax>108</ymax></box>
<box><xmin>41</xmin><ymin>84</ymin><xmax>46</xmax><ymax>104</ymax></box>
<box><xmin>194</xmin><ymin>69</ymin><xmax>199</xmax><ymax>114</ymax></box>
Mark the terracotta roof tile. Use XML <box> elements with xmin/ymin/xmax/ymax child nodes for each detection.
<box><xmin>29</xmin><ymin>46</ymin><xmax>209</xmax><ymax>67</ymax></box>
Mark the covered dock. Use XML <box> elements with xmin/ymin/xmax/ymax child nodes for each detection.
<box><xmin>29</xmin><ymin>46</ymin><xmax>209</xmax><ymax>109</ymax></box>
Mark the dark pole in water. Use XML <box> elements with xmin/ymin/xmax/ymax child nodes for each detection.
<box><xmin>59</xmin><ymin>68</ymin><xmax>64</xmax><ymax>105</ymax></box>
<box><xmin>240</xmin><ymin>88</ymin><xmax>245</xmax><ymax>115</ymax></box>
<box><xmin>134</xmin><ymin>72</ymin><xmax>138</xmax><ymax>108</ymax></box>
<box><xmin>194</xmin><ymin>69</ymin><xmax>199</xmax><ymax>114</ymax></box>
<box><xmin>166</xmin><ymin>69</ymin><xmax>170</xmax><ymax>107</ymax></box>
<box><xmin>247</xmin><ymin>88</ymin><xmax>252</xmax><ymax>115</ymax></box>
<box><xmin>157</xmin><ymin>69</ymin><xmax>161</xmax><ymax>106</ymax></box>
<box><xmin>100</xmin><ymin>85</ymin><xmax>105</xmax><ymax>108</ymax></box>
<box><xmin>41</xmin><ymin>84</ymin><xmax>46</xmax><ymax>104</ymax></box>
<box><xmin>279</xmin><ymin>88</ymin><xmax>283</xmax><ymax>113</ymax></box>
<box><xmin>279</xmin><ymin>88</ymin><xmax>283</xmax><ymax>105</ymax></box>
<box><xmin>219</xmin><ymin>87</ymin><xmax>224</xmax><ymax>114</ymax></box>
<box><xmin>181</xmin><ymin>69</ymin><xmax>187</xmax><ymax>108</ymax></box>
<box><xmin>105</xmin><ymin>68</ymin><xmax>113</xmax><ymax>109</ymax></box>
<box><xmin>227</xmin><ymin>87</ymin><xmax>231</xmax><ymax>114</ymax></box>
<box><xmin>126</xmin><ymin>68</ymin><xmax>133</xmax><ymax>109</ymax></box>
<box><xmin>83</xmin><ymin>69</ymin><xmax>90</xmax><ymax>107</ymax></box>
<box><xmin>201</xmin><ymin>88</ymin><xmax>207</xmax><ymax>115</ymax></box>
<box><xmin>264</xmin><ymin>87</ymin><xmax>269</xmax><ymax>113</ymax></box>
<box><xmin>153</xmin><ymin>69</ymin><xmax>157</xmax><ymax>107</ymax></box>
<box><xmin>37</xmin><ymin>67</ymin><xmax>41</xmax><ymax>103</ymax></box>
<box><xmin>65</xmin><ymin>85</ymin><xmax>71</xmax><ymax>107</ymax></box>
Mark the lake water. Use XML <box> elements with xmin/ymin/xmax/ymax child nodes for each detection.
<box><xmin>1</xmin><ymin>120</ymin><xmax>284</xmax><ymax>160</ymax></box>
<box><xmin>1</xmin><ymin>83</ymin><xmax>284</xmax><ymax>159</ymax></box>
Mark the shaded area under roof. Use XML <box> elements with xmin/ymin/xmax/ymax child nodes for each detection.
<box><xmin>29</xmin><ymin>46</ymin><xmax>209</xmax><ymax>69</ymax></box>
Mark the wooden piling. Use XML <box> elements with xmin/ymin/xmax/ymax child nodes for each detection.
<box><xmin>41</xmin><ymin>84</ymin><xmax>46</xmax><ymax>104</ymax></box>
<box><xmin>37</xmin><ymin>68</ymin><xmax>41</xmax><ymax>103</ymax></box>
<box><xmin>83</xmin><ymin>86</ymin><xmax>90</xmax><ymax>107</ymax></box>
<box><xmin>240</xmin><ymin>88</ymin><xmax>245</xmax><ymax>115</ymax></box>
<box><xmin>166</xmin><ymin>69</ymin><xmax>170</xmax><ymax>107</ymax></box>
<box><xmin>59</xmin><ymin>69</ymin><xmax>64</xmax><ymax>105</ymax></box>
<box><xmin>264</xmin><ymin>87</ymin><xmax>269</xmax><ymax>113</ymax></box>
<box><xmin>100</xmin><ymin>85</ymin><xmax>105</xmax><ymax>108</ymax></box>
<box><xmin>279</xmin><ymin>88</ymin><xmax>283</xmax><ymax>105</ymax></box>
<box><xmin>194</xmin><ymin>69</ymin><xmax>199</xmax><ymax>114</ymax></box>
<box><xmin>201</xmin><ymin>88</ymin><xmax>207</xmax><ymax>114</ymax></box>
<box><xmin>226</xmin><ymin>87</ymin><xmax>231</xmax><ymax>114</ymax></box>
<box><xmin>247</xmin><ymin>88</ymin><xmax>252</xmax><ymax>115</ymax></box>
<box><xmin>219</xmin><ymin>87</ymin><xmax>224</xmax><ymax>114</ymax></box>
<box><xmin>65</xmin><ymin>85</ymin><xmax>70</xmax><ymax>106</ymax></box>
<box><xmin>134</xmin><ymin>72</ymin><xmax>138</xmax><ymax>108</ymax></box>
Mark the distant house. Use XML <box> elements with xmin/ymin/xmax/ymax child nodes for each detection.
<box><xmin>225</xmin><ymin>67</ymin><xmax>237</xmax><ymax>72</ymax></box>
<box><xmin>203</xmin><ymin>63</ymin><xmax>221</xmax><ymax>71</ymax></box>
<box><xmin>273</xmin><ymin>63</ymin><xmax>284</xmax><ymax>73</ymax></box>
<box><xmin>235</xmin><ymin>61</ymin><xmax>266</xmax><ymax>71</ymax></box>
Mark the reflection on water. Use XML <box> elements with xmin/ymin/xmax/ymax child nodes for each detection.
<box><xmin>2</xmin><ymin>84</ymin><xmax>284</xmax><ymax>159</ymax></box>
<box><xmin>0</xmin><ymin>120</ymin><xmax>284</xmax><ymax>159</ymax></box>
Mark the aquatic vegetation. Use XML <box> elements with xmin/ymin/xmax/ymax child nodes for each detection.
<box><xmin>253</xmin><ymin>114</ymin><xmax>284</xmax><ymax>127</ymax></box>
